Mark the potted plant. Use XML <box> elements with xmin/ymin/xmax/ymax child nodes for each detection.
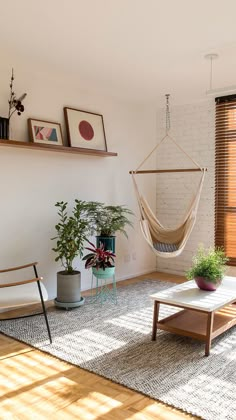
<box><xmin>86</xmin><ymin>202</ymin><xmax>134</xmax><ymax>252</ymax></box>
<box><xmin>186</xmin><ymin>245</ymin><xmax>228</xmax><ymax>291</ymax></box>
<box><xmin>52</xmin><ymin>199</ymin><xmax>91</xmax><ymax>308</ymax></box>
<box><xmin>82</xmin><ymin>241</ymin><xmax>116</xmax><ymax>279</ymax></box>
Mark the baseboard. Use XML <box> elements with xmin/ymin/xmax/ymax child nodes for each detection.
<box><xmin>116</xmin><ymin>267</ymin><xmax>157</xmax><ymax>282</ymax></box>
<box><xmin>80</xmin><ymin>267</ymin><xmax>157</xmax><ymax>292</ymax></box>
<box><xmin>156</xmin><ymin>267</ymin><xmax>185</xmax><ymax>276</ymax></box>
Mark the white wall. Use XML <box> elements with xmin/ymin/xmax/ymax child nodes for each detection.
<box><xmin>0</xmin><ymin>63</ymin><xmax>156</xmax><ymax>298</ymax></box>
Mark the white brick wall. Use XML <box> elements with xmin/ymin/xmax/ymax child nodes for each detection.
<box><xmin>155</xmin><ymin>99</ymin><xmax>216</xmax><ymax>275</ymax></box>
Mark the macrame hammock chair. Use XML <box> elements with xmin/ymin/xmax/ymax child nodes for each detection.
<box><xmin>130</xmin><ymin>95</ymin><xmax>207</xmax><ymax>258</ymax></box>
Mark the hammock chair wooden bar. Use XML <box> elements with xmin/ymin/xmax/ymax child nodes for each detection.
<box><xmin>130</xmin><ymin>168</ymin><xmax>207</xmax><ymax>174</ymax></box>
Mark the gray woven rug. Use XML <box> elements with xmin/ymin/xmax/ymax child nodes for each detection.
<box><xmin>1</xmin><ymin>279</ymin><xmax>236</xmax><ymax>420</ymax></box>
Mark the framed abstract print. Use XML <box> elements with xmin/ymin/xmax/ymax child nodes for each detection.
<box><xmin>28</xmin><ymin>119</ymin><xmax>63</xmax><ymax>145</ymax></box>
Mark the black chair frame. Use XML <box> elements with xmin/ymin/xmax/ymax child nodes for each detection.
<box><xmin>0</xmin><ymin>262</ymin><xmax>52</xmax><ymax>343</ymax></box>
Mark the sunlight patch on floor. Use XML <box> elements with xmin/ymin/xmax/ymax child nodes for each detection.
<box><xmin>53</xmin><ymin>389</ymin><xmax>122</xmax><ymax>419</ymax></box>
<box><xmin>51</xmin><ymin>329</ymin><xmax>127</xmax><ymax>362</ymax></box>
<box><xmin>105</xmin><ymin>307</ymin><xmax>153</xmax><ymax>333</ymax></box>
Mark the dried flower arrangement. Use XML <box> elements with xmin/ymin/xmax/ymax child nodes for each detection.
<box><xmin>8</xmin><ymin>68</ymin><xmax>27</xmax><ymax>121</ymax></box>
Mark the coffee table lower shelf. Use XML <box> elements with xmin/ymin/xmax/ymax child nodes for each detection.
<box><xmin>152</xmin><ymin>303</ymin><xmax>236</xmax><ymax>356</ymax></box>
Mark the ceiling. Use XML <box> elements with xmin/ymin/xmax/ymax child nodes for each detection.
<box><xmin>1</xmin><ymin>0</ymin><xmax>236</xmax><ymax>105</ymax></box>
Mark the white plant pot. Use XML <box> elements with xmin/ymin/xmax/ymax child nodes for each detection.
<box><xmin>56</xmin><ymin>270</ymin><xmax>81</xmax><ymax>303</ymax></box>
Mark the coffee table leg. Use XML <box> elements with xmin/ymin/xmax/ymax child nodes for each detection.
<box><xmin>152</xmin><ymin>301</ymin><xmax>160</xmax><ymax>341</ymax></box>
<box><xmin>205</xmin><ymin>311</ymin><xmax>214</xmax><ymax>356</ymax></box>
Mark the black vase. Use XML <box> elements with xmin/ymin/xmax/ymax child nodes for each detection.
<box><xmin>0</xmin><ymin>117</ymin><xmax>9</xmax><ymax>139</ymax></box>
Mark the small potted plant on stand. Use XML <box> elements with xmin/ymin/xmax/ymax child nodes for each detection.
<box><xmin>82</xmin><ymin>241</ymin><xmax>117</xmax><ymax>303</ymax></box>
<box><xmin>87</xmin><ymin>203</ymin><xmax>134</xmax><ymax>252</ymax></box>
<box><xmin>186</xmin><ymin>245</ymin><xmax>228</xmax><ymax>291</ymax></box>
<box><xmin>52</xmin><ymin>200</ymin><xmax>91</xmax><ymax>309</ymax></box>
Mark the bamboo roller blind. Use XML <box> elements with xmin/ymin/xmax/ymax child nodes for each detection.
<box><xmin>215</xmin><ymin>95</ymin><xmax>236</xmax><ymax>265</ymax></box>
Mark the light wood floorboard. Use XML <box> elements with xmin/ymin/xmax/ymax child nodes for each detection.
<box><xmin>0</xmin><ymin>271</ymin><xmax>200</xmax><ymax>419</ymax></box>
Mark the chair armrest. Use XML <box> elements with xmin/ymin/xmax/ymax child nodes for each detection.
<box><xmin>0</xmin><ymin>277</ymin><xmax>43</xmax><ymax>288</ymax></box>
<box><xmin>0</xmin><ymin>262</ymin><xmax>38</xmax><ymax>273</ymax></box>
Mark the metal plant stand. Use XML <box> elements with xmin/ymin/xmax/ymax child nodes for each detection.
<box><xmin>91</xmin><ymin>269</ymin><xmax>117</xmax><ymax>304</ymax></box>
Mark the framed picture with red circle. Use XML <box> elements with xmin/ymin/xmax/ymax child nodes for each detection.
<box><xmin>64</xmin><ymin>107</ymin><xmax>107</xmax><ymax>152</ymax></box>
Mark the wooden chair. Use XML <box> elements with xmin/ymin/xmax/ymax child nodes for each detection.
<box><xmin>0</xmin><ymin>262</ymin><xmax>52</xmax><ymax>343</ymax></box>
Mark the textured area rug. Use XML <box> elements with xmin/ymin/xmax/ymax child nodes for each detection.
<box><xmin>1</xmin><ymin>279</ymin><xmax>236</xmax><ymax>420</ymax></box>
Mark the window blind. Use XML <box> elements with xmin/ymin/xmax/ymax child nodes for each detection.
<box><xmin>215</xmin><ymin>94</ymin><xmax>236</xmax><ymax>265</ymax></box>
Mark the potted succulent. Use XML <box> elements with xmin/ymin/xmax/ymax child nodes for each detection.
<box><xmin>82</xmin><ymin>241</ymin><xmax>116</xmax><ymax>279</ymax></box>
<box><xmin>52</xmin><ymin>199</ymin><xmax>91</xmax><ymax>308</ymax></box>
<box><xmin>86</xmin><ymin>202</ymin><xmax>134</xmax><ymax>252</ymax></box>
<box><xmin>186</xmin><ymin>245</ymin><xmax>228</xmax><ymax>291</ymax></box>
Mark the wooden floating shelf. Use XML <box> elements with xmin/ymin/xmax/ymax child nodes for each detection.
<box><xmin>0</xmin><ymin>139</ymin><xmax>117</xmax><ymax>157</ymax></box>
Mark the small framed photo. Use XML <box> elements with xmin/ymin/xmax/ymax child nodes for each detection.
<box><xmin>64</xmin><ymin>107</ymin><xmax>107</xmax><ymax>151</ymax></box>
<box><xmin>28</xmin><ymin>118</ymin><xmax>63</xmax><ymax>146</ymax></box>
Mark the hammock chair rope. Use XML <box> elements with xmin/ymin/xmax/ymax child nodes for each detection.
<box><xmin>132</xmin><ymin>169</ymin><xmax>206</xmax><ymax>258</ymax></box>
<box><xmin>130</xmin><ymin>94</ymin><xmax>207</xmax><ymax>258</ymax></box>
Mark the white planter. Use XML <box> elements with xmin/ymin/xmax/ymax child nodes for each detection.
<box><xmin>56</xmin><ymin>270</ymin><xmax>81</xmax><ymax>303</ymax></box>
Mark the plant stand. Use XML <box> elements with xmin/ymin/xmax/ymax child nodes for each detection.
<box><xmin>91</xmin><ymin>268</ymin><xmax>117</xmax><ymax>304</ymax></box>
<box><xmin>54</xmin><ymin>296</ymin><xmax>85</xmax><ymax>310</ymax></box>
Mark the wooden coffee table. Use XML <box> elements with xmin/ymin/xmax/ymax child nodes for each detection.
<box><xmin>150</xmin><ymin>276</ymin><xmax>236</xmax><ymax>356</ymax></box>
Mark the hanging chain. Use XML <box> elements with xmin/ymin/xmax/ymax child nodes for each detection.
<box><xmin>165</xmin><ymin>93</ymin><xmax>171</xmax><ymax>133</ymax></box>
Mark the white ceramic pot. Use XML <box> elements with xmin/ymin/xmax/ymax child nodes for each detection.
<box><xmin>56</xmin><ymin>270</ymin><xmax>81</xmax><ymax>303</ymax></box>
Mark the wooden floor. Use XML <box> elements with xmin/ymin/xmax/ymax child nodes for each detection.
<box><xmin>0</xmin><ymin>271</ymin><xmax>199</xmax><ymax>420</ymax></box>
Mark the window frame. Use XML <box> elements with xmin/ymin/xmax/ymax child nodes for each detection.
<box><xmin>215</xmin><ymin>94</ymin><xmax>236</xmax><ymax>266</ymax></box>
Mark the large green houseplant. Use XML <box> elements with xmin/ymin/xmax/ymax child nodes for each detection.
<box><xmin>186</xmin><ymin>245</ymin><xmax>228</xmax><ymax>291</ymax></box>
<box><xmin>52</xmin><ymin>200</ymin><xmax>91</xmax><ymax>308</ymax></box>
<box><xmin>86</xmin><ymin>202</ymin><xmax>134</xmax><ymax>252</ymax></box>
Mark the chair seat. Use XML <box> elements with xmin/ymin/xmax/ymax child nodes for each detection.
<box><xmin>154</xmin><ymin>242</ymin><xmax>178</xmax><ymax>252</ymax></box>
<box><xmin>0</xmin><ymin>281</ymin><xmax>48</xmax><ymax>309</ymax></box>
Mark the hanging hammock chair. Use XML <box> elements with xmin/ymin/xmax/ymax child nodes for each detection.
<box><xmin>130</xmin><ymin>95</ymin><xmax>207</xmax><ymax>258</ymax></box>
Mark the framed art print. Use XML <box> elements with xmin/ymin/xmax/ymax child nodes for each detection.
<box><xmin>28</xmin><ymin>118</ymin><xmax>63</xmax><ymax>145</ymax></box>
<box><xmin>64</xmin><ymin>107</ymin><xmax>107</xmax><ymax>151</ymax></box>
